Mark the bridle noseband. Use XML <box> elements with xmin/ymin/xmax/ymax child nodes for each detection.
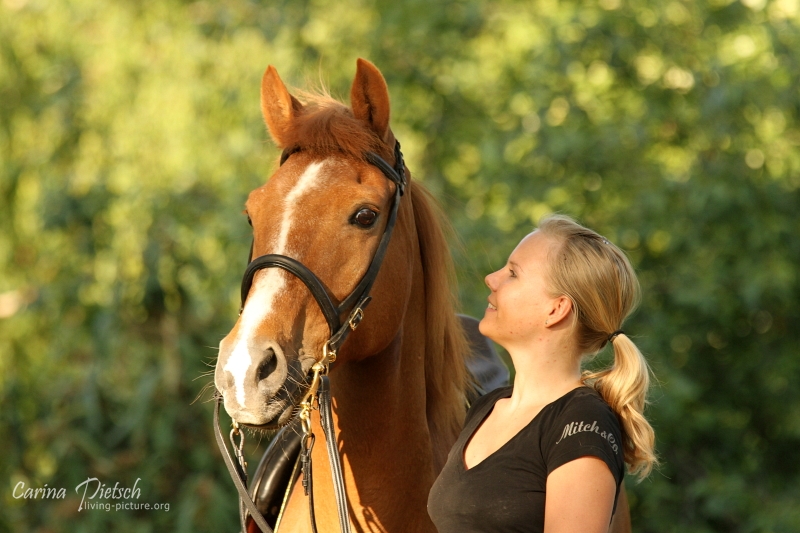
<box><xmin>215</xmin><ymin>141</ymin><xmax>407</xmax><ymax>533</ymax></box>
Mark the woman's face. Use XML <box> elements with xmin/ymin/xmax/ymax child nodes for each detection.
<box><xmin>479</xmin><ymin>231</ymin><xmax>561</xmax><ymax>347</ymax></box>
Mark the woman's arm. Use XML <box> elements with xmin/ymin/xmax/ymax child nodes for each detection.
<box><xmin>544</xmin><ymin>456</ymin><xmax>617</xmax><ymax>533</ymax></box>
<box><xmin>609</xmin><ymin>482</ymin><xmax>631</xmax><ymax>533</ymax></box>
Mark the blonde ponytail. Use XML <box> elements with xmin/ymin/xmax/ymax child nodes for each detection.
<box><xmin>538</xmin><ymin>214</ymin><xmax>657</xmax><ymax>479</ymax></box>
<box><xmin>583</xmin><ymin>334</ymin><xmax>656</xmax><ymax>478</ymax></box>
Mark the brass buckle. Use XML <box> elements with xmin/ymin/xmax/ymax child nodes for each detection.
<box><xmin>348</xmin><ymin>307</ymin><xmax>364</xmax><ymax>331</ymax></box>
<box><xmin>323</xmin><ymin>341</ymin><xmax>337</xmax><ymax>364</ymax></box>
<box><xmin>297</xmin><ymin>342</ymin><xmax>336</xmax><ymax>436</ymax></box>
<box><xmin>298</xmin><ymin>361</ymin><xmax>325</xmax><ymax>436</ymax></box>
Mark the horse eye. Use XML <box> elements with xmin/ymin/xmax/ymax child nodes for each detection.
<box><xmin>246</xmin><ymin>215</ymin><xmax>252</xmax><ymax>227</ymax></box>
<box><xmin>353</xmin><ymin>208</ymin><xmax>378</xmax><ymax>227</ymax></box>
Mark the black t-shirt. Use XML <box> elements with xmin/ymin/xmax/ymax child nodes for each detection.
<box><xmin>427</xmin><ymin>386</ymin><xmax>625</xmax><ymax>533</ymax></box>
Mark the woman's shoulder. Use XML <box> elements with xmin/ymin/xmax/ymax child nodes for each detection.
<box><xmin>551</xmin><ymin>386</ymin><xmax>616</xmax><ymax>419</ymax></box>
<box><xmin>470</xmin><ymin>384</ymin><xmax>513</xmax><ymax>408</ymax></box>
<box><xmin>543</xmin><ymin>386</ymin><xmax>624</xmax><ymax>468</ymax></box>
<box><xmin>464</xmin><ymin>385</ymin><xmax>512</xmax><ymax>425</ymax></box>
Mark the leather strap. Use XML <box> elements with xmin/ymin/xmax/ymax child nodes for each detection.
<box><xmin>215</xmin><ymin>380</ymin><xmax>352</xmax><ymax>533</ymax></box>
<box><xmin>319</xmin><ymin>376</ymin><xmax>352</xmax><ymax>533</ymax></box>
<box><xmin>214</xmin><ymin>397</ymin><xmax>274</xmax><ymax>533</ymax></box>
<box><xmin>241</xmin><ymin>255</ymin><xmax>340</xmax><ymax>330</ymax></box>
<box><xmin>300</xmin><ymin>433</ymin><xmax>318</xmax><ymax>533</ymax></box>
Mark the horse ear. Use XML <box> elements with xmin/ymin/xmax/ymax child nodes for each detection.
<box><xmin>261</xmin><ymin>65</ymin><xmax>303</xmax><ymax>147</ymax></box>
<box><xmin>350</xmin><ymin>58</ymin><xmax>391</xmax><ymax>142</ymax></box>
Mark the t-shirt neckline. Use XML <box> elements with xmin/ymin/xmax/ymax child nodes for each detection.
<box><xmin>460</xmin><ymin>386</ymin><xmax>591</xmax><ymax>473</ymax></box>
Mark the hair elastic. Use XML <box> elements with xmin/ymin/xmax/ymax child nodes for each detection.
<box><xmin>607</xmin><ymin>330</ymin><xmax>625</xmax><ymax>343</ymax></box>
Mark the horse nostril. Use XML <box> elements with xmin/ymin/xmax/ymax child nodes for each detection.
<box><xmin>257</xmin><ymin>348</ymin><xmax>278</xmax><ymax>382</ymax></box>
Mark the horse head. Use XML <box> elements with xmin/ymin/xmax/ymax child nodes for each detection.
<box><xmin>215</xmin><ymin>59</ymin><xmax>414</xmax><ymax>428</ymax></box>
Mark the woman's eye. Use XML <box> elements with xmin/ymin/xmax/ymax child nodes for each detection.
<box><xmin>353</xmin><ymin>208</ymin><xmax>378</xmax><ymax>227</ymax></box>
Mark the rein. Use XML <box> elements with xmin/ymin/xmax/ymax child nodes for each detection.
<box><xmin>214</xmin><ymin>142</ymin><xmax>407</xmax><ymax>533</ymax></box>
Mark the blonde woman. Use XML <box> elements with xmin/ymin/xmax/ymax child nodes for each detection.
<box><xmin>428</xmin><ymin>215</ymin><xmax>656</xmax><ymax>533</ymax></box>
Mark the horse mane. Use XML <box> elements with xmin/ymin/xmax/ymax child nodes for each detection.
<box><xmin>409</xmin><ymin>181</ymin><xmax>471</xmax><ymax>467</ymax></box>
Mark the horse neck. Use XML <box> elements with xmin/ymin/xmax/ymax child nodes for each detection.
<box><xmin>288</xmin><ymin>267</ymin><xmax>432</xmax><ymax>532</ymax></box>
<box><xmin>306</xmin><ymin>200</ymin><xmax>461</xmax><ymax>532</ymax></box>
<box><xmin>331</xmin><ymin>223</ymin><xmax>438</xmax><ymax>467</ymax></box>
<box><xmin>330</xmin><ymin>185</ymin><xmax>464</xmax><ymax>471</ymax></box>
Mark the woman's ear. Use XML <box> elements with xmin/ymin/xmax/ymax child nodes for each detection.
<box><xmin>545</xmin><ymin>295</ymin><xmax>573</xmax><ymax>328</ymax></box>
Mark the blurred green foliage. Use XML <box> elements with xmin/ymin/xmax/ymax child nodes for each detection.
<box><xmin>1</xmin><ymin>0</ymin><xmax>799</xmax><ymax>531</ymax></box>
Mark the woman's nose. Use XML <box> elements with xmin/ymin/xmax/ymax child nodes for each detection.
<box><xmin>485</xmin><ymin>270</ymin><xmax>499</xmax><ymax>290</ymax></box>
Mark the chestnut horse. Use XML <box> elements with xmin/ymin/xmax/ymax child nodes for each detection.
<box><xmin>215</xmin><ymin>59</ymin><xmax>470</xmax><ymax>533</ymax></box>
<box><xmin>214</xmin><ymin>59</ymin><xmax>631</xmax><ymax>533</ymax></box>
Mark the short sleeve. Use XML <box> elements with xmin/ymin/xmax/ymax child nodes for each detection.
<box><xmin>543</xmin><ymin>389</ymin><xmax>625</xmax><ymax>488</ymax></box>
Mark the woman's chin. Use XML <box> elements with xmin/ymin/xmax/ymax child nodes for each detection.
<box><xmin>478</xmin><ymin>316</ymin><xmax>492</xmax><ymax>337</ymax></box>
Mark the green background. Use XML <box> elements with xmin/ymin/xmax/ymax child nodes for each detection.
<box><xmin>2</xmin><ymin>0</ymin><xmax>799</xmax><ymax>531</ymax></box>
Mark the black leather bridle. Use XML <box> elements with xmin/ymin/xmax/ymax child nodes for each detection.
<box><xmin>215</xmin><ymin>141</ymin><xmax>407</xmax><ymax>533</ymax></box>
<box><xmin>240</xmin><ymin>141</ymin><xmax>406</xmax><ymax>357</ymax></box>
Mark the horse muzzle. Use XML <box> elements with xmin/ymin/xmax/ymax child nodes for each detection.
<box><xmin>215</xmin><ymin>337</ymin><xmax>315</xmax><ymax>428</ymax></box>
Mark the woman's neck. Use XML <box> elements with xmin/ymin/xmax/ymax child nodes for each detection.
<box><xmin>505</xmin><ymin>337</ymin><xmax>584</xmax><ymax>409</ymax></box>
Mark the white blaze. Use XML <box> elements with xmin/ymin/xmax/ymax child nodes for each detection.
<box><xmin>224</xmin><ymin>161</ymin><xmax>325</xmax><ymax>407</ymax></box>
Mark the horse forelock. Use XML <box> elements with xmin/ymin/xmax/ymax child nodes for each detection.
<box><xmin>279</xmin><ymin>92</ymin><xmax>395</xmax><ymax>164</ymax></box>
